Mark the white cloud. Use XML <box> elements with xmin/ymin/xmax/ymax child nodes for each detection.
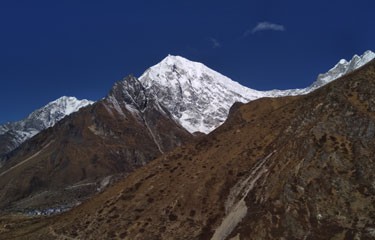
<box><xmin>209</xmin><ymin>38</ymin><xmax>221</xmax><ymax>48</ymax></box>
<box><xmin>245</xmin><ymin>22</ymin><xmax>285</xmax><ymax>35</ymax></box>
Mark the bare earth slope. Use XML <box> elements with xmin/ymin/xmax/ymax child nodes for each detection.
<box><xmin>2</xmin><ymin>60</ymin><xmax>375</xmax><ymax>240</ymax></box>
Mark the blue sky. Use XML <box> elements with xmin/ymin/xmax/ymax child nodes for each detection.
<box><xmin>1</xmin><ymin>0</ymin><xmax>374</xmax><ymax>123</ymax></box>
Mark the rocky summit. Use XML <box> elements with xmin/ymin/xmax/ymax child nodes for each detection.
<box><xmin>1</xmin><ymin>59</ymin><xmax>374</xmax><ymax>239</ymax></box>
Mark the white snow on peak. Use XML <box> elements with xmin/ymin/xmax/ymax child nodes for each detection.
<box><xmin>0</xmin><ymin>96</ymin><xmax>93</xmax><ymax>154</ymax></box>
<box><xmin>261</xmin><ymin>50</ymin><xmax>375</xmax><ymax>97</ymax></box>
<box><xmin>43</xmin><ymin>96</ymin><xmax>93</xmax><ymax>117</ymax></box>
<box><xmin>138</xmin><ymin>51</ymin><xmax>374</xmax><ymax>134</ymax></box>
<box><xmin>141</xmin><ymin>55</ymin><xmax>264</xmax><ymax>99</ymax></box>
<box><xmin>139</xmin><ymin>55</ymin><xmax>265</xmax><ymax>133</ymax></box>
<box><xmin>23</xmin><ymin>96</ymin><xmax>94</xmax><ymax>130</ymax></box>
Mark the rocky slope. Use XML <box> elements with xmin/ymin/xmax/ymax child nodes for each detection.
<box><xmin>0</xmin><ymin>76</ymin><xmax>192</xmax><ymax>213</ymax></box>
<box><xmin>4</xmin><ymin>59</ymin><xmax>375</xmax><ymax>239</ymax></box>
<box><xmin>0</xmin><ymin>96</ymin><xmax>93</xmax><ymax>157</ymax></box>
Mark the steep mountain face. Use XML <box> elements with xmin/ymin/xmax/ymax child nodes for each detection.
<box><xmin>0</xmin><ymin>76</ymin><xmax>192</xmax><ymax>212</ymax></box>
<box><xmin>139</xmin><ymin>51</ymin><xmax>375</xmax><ymax>134</ymax></box>
<box><xmin>10</xmin><ymin>59</ymin><xmax>375</xmax><ymax>239</ymax></box>
<box><xmin>0</xmin><ymin>96</ymin><xmax>93</xmax><ymax>157</ymax></box>
<box><xmin>139</xmin><ymin>55</ymin><xmax>266</xmax><ymax>133</ymax></box>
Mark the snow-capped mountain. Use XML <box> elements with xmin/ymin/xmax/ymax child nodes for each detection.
<box><xmin>139</xmin><ymin>55</ymin><xmax>266</xmax><ymax>133</ymax></box>
<box><xmin>138</xmin><ymin>51</ymin><xmax>374</xmax><ymax>134</ymax></box>
<box><xmin>0</xmin><ymin>96</ymin><xmax>93</xmax><ymax>156</ymax></box>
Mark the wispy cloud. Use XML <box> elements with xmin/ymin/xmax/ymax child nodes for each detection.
<box><xmin>244</xmin><ymin>22</ymin><xmax>285</xmax><ymax>36</ymax></box>
<box><xmin>209</xmin><ymin>37</ymin><xmax>221</xmax><ymax>48</ymax></box>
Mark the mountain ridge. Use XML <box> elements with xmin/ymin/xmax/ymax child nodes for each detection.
<box><xmin>310</xmin><ymin>50</ymin><xmax>375</xmax><ymax>91</ymax></box>
<box><xmin>1</xmin><ymin>50</ymin><xmax>373</xmax><ymax>155</ymax></box>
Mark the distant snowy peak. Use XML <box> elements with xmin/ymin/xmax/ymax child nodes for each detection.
<box><xmin>25</xmin><ymin>96</ymin><xmax>94</xmax><ymax>129</ymax></box>
<box><xmin>311</xmin><ymin>50</ymin><xmax>375</xmax><ymax>90</ymax></box>
<box><xmin>47</xmin><ymin>96</ymin><xmax>93</xmax><ymax>116</ymax></box>
<box><xmin>0</xmin><ymin>96</ymin><xmax>93</xmax><ymax>155</ymax></box>
<box><xmin>262</xmin><ymin>50</ymin><xmax>375</xmax><ymax>97</ymax></box>
<box><xmin>139</xmin><ymin>55</ymin><xmax>266</xmax><ymax>133</ymax></box>
<box><xmin>140</xmin><ymin>55</ymin><xmax>264</xmax><ymax>99</ymax></box>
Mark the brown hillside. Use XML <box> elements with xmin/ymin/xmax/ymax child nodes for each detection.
<box><xmin>2</xmin><ymin>60</ymin><xmax>375</xmax><ymax>240</ymax></box>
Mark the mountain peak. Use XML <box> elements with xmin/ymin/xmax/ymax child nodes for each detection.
<box><xmin>163</xmin><ymin>54</ymin><xmax>190</xmax><ymax>63</ymax></box>
<box><xmin>139</xmin><ymin>55</ymin><xmax>264</xmax><ymax>133</ymax></box>
<box><xmin>142</xmin><ymin>54</ymin><xmax>208</xmax><ymax>83</ymax></box>
<box><xmin>162</xmin><ymin>54</ymin><xmax>201</xmax><ymax>65</ymax></box>
<box><xmin>44</xmin><ymin>96</ymin><xmax>93</xmax><ymax>116</ymax></box>
<box><xmin>338</xmin><ymin>59</ymin><xmax>348</xmax><ymax>64</ymax></box>
<box><xmin>359</xmin><ymin>50</ymin><xmax>375</xmax><ymax>62</ymax></box>
<box><xmin>0</xmin><ymin>96</ymin><xmax>93</xmax><ymax>156</ymax></box>
<box><xmin>29</xmin><ymin>96</ymin><xmax>93</xmax><ymax>119</ymax></box>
